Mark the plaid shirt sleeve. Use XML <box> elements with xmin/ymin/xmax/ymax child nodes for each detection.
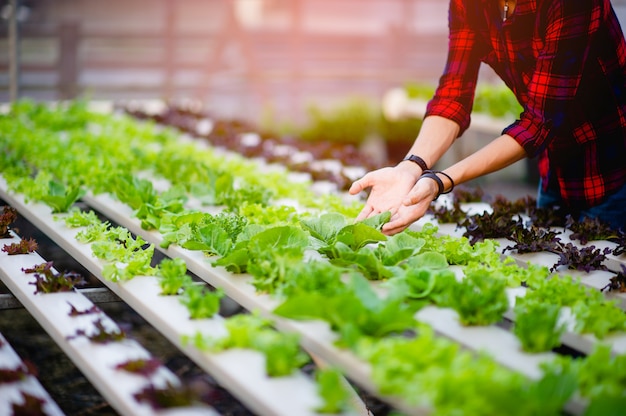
<box><xmin>424</xmin><ymin>0</ymin><xmax>482</xmax><ymax>136</ymax></box>
<box><xmin>502</xmin><ymin>0</ymin><xmax>607</xmax><ymax>158</ymax></box>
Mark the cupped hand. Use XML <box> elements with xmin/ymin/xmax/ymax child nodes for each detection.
<box><xmin>381</xmin><ymin>176</ymin><xmax>439</xmax><ymax>235</ymax></box>
<box><xmin>348</xmin><ymin>165</ymin><xmax>421</xmax><ymax>222</ymax></box>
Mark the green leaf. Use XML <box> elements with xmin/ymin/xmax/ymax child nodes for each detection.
<box><xmin>247</xmin><ymin>246</ymin><xmax>305</xmax><ymax>293</ymax></box>
<box><xmin>329</xmin><ymin>245</ymin><xmax>394</xmax><ymax>281</ymax></box>
<box><xmin>315</xmin><ymin>368</ymin><xmax>351</xmax><ymax>414</ymax></box>
<box><xmin>300</xmin><ymin>212</ymin><xmax>347</xmax><ymax>244</ymax></box>
<box><xmin>249</xmin><ymin>225</ymin><xmax>310</xmax><ymax>252</ymax></box>
<box><xmin>62</xmin><ymin>209</ymin><xmax>102</xmax><ymax>228</ymax></box>
<box><xmin>179</xmin><ymin>285</ymin><xmax>223</xmax><ymax>319</ymax></box>
<box><xmin>193</xmin><ymin>313</ymin><xmax>308</xmax><ymax>377</ymax></box>
<box><xmin>278</xmin><ymin>260</ymin><xmax>346</xmax><ymax>298</ymax></box>
<box><xmin>572</xmin><ymin>300</ymin><xmax>626</xmax><ymax>339</ymax></box>
<box><xmin>523</xmin><ymin>371</ymin><xmax>577</xmax><ymax>414</ymax></box>
<box><xmin>275</xmin><ymin>275</ymin><xmax>418</xmax><ymax>347</ymax></box>
<box><xmin>212</xmin><ymin>246</ymin><xmax>249</xmax><ymax>274</ymax></box>
<box><xmin>585</xmin><ymin>396</ymin><xmax>626</xmax><ymax>416</ymax></box>
<box><xmin>376</xmin><ymin>232</ymin><xmax>425</xmax><ymax>266</ymax></box>
<box><xmin>449</xmin><ymin>270</ymin><xmax>509</xmax><ymax>326</ymax></box>
<box><xmin>156</xmin><ymin>258</ymin><xmax>192</xmax><ymax>295</ymax></box>
<box><xmin>349</xmin><ymin>273</ymin><xmax>382</xmax><ymax>311</ymax></box>
<box><xmin>513</xmin><ymin>298</ymin><xmax>566</xmax><ymax>353</ymax></box>
<box><xmin>404</xmin><ymin>268</ymin><xmax>438</xmax><ymax>299</ymax></box>
<box><xmin>404</xmin><ymin>251</ymin><xmax>449</xmax><ymax>270</ymax></box>
<box><xmin>358</xmin><ymin>211</ymin><xmax>391</xmax><ymax>229</ymax></box>
<box><xmin>185</xmin><ymin>223</ymin><xmax>233</xmax><ymax>256</ymax></box>
<box><xmin>112</xmin><ymin>174</ymin><xmax>157</xmax><ymax>209</ymax></box>
<box><xmin>40</xmin><ymin>180</ymin><xmax>85</xmax><ymax>213</ymax></box>
<box><xmin>273</xmin><ymin>292</ymin><xmax>329</xmax><ymax>322</ymax></box>
<box><xmin>336</xmin><ymin>222</ymin><xmax>387</xmax><ymax>251</ymax></box>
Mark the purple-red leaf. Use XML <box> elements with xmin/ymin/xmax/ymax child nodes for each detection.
<box><xmin>551</xmin><ymin>243</ymin><xmax>611</xmax><ymax>273</ymax></box>
<box><xmin>67</xmin><ymin>302</ymin><xmax>101</xmax><ymax>316</ymax></box>
<box><xmin>67</xmin><ymin>318</ymin><xmax>126</xmax><ymax>344</ymax></box>
<box><xmin>2</xmin><ymin>238</ymin><xmax>38</xmax><ymax>255</ymax></box>
<box><xmin>0</xmin><ymin>206</ymin><xmax>18</xmax><ymax>238</ymax></box>
<box><xmin>115</xmin><ymin>358</ymin><xmax>163</xmax><ymax>378</ymax></box>
<box><xmin>11</xmin><ymin>391</ymin><xmax>47</xmax><ymax>416</ymax></box>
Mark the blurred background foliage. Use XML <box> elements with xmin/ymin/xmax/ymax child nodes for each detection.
<box><xmin>404</xmin><ymin>82</ymin><xmax>523</xmax><ymax>118</ymax></box>
<box><xmin>263</xmin><ymin>81</ymin><xmax>521</xmax><ymax>150</ymax></box>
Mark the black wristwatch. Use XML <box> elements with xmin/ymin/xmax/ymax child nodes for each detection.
<box><xmin>402</xmin><ymin>154</ymin><xmax>428</xmax><ymax>171</ymax></box>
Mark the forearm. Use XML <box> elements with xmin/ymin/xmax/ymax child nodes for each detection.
<box><xmin>399</xmin><ymin>133</ymin><xmax>527</xmax><ymax>213</ymax></box>
<box><xmin>400</xmin><ymin>115</ymin><xmax>461</xmax><ymax>171</ymax></box>
<box><xmin>443</xmin><ymin>134</ymin><xmax>527</xmax><ymax>189</ymax></box>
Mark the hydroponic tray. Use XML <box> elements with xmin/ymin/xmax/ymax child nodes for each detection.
<box><xmin>0</xmin><ymin>175</ymin><xmax>587</xmax><ymax>415</ymax></box>
<box><xmin>0</xmin><ymin>187</ymin><xmax>361</xmax><ymax>416</ymax></box>
<box><xmin>2</xmin><ymin>99</ymin><xmax>625</xmax><ymax>415</ymax></box>
<box><xmin>0</xmin><ymin>232</ymin><xmax>215</xmax><ymax>416</ymax></box>
<box><xmin>0</xmin><ymin>332</ymin><xmax>65</xmax><ymax>416</ymax></box>
<box><xmin>3</xmin><ymin>176</ymin><xmax>594</xmax><ymax>413</ymax></box>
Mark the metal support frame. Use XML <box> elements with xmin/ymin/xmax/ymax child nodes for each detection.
<box><xmin>8</xmin><ymin>0</ymin><xmax>20</xmax><ymax>102</ymax></box>
<box><xmin>0</xmin><ymin>287</ymin><xmax>121</xmax><ymax>310</ymax></box>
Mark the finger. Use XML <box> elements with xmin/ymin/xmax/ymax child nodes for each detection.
<box><xmin>381</xmin><ymin>219</ymin><xmax>408</xmax><ymax>236</ymax></box>
<box><xmin>385</xmin><ymin>203</ymin><xmax>429</xmax><ymax>234</ymax></box>
<box><xmin>348</xmin><ymin>175</ymin><xmax>373</xmax><ymax>195</ymax></box>
<box><xmin>402</xmin><ymin>195</ymin><xmax>417</xmax><ymax>206</ymax></box>
<box><xmin>355</xmin><ymin>204</ymin><xmax>374</xmax><ymax>221</ymax></box>
<box><xmin>403</xmin><ymin>189</ymin><xmax>434</xmax><ymax>206</ymax></box>
<box><xmin>348</xmin><ymin>181</ymin><xmax>362</xmax><ymax>195</ymax></box>
<box><xmin>382</xmin><ymin>213</ymin><xmax>412</xmax><ymax>234</ymax></box>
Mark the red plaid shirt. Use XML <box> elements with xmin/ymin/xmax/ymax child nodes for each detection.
<box><xmin>426</xmin><ymin>0</ymin><xmax>626</xmax><ymax>209</ymax></box>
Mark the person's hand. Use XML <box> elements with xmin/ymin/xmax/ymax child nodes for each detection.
<box><xmin>348</xmin><ymin>164</ymin><xmax>422</xmax><ymax>223</ymax></box>
<box><xmin>382</xmin><ymin>177</ymin><xmax>439</xmax><ymax>235</ymax></box>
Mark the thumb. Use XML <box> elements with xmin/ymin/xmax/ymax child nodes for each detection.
<box><xmin>403</xmin><ymin>192</ymin><xmax>420</xmax><ymax>206</ymax></box>
<box><xmin>404</xmin><ymin>180</ymin><xmax>438</xmax><ymax>205</ymax></box>
<box><xmin>349</xmin><ymin>176</ymin><xmax>371</xmax><ymax>195</ymax></box>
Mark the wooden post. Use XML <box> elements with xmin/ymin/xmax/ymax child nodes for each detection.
<box><xmin>199</xmin><ymin>2</ymin><xmax>264</xmax><ymax>107</ymax></box>
<box><xmin>8</xmin><ymin>0</ymin><xmax>20</xmax><ymax>102</ymax></box>
<box><xmin>58</xmin><ymin>21</ymin><xmax>79</xmax><ymax>100</ymax></box>
<box><xmin>289</xmin><ymin>0</ymin><xmax>302</xmax><ymax>123</ymax></box>
<box><xmin>163</xmin><ymin>0</ymin><xmax>176</xmax><ymax>100</ymax></box>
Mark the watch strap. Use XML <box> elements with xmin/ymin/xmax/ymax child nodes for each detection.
<box><xmin>402</xmin><ymin>154</ymin><xmax>428</xmax><ymax>171</ymax></box>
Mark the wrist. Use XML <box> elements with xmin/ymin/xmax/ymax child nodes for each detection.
<box><xmin>402</xmin><ymin>154</ymin><xmax>429</xmax><ymax>171</ymax></box>
<box><xmin>418</xmin><ymin>170</ymin><xmax>455</xmax><ymax>200</ymax></box>
<box><xmin>396</xmin><ymin>154</ymin><xmax>429</xmax><ymax>179</ymax></box>
<box><xmin>396</xmin><ymin>161</ymin><xmax>423</xmax><ymax>181</ymax></box>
